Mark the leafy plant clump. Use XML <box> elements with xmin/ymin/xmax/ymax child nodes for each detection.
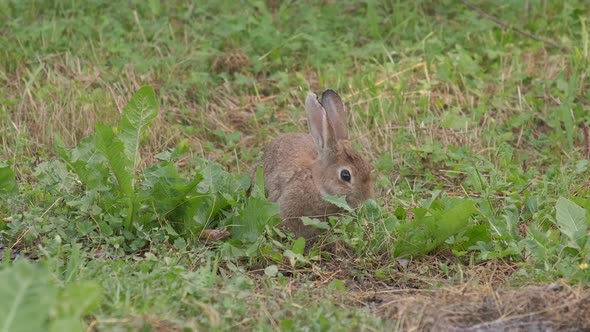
<box><xmin>0</xmin><ymin>259</ymin><xmax>101</xmax><ymax>332</ymax></box>
<box><xmin>1</xmin><ymin>87</ymin><xmax>280</xmax><ymax>253</ymax></box>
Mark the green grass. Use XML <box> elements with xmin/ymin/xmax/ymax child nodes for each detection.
<box><xmin>2</xmin><ymin>0</ymin><xmax>590</xmax><ymax>331</ymax></box>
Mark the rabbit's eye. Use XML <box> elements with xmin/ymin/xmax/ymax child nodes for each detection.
<box><xmin>340</xmin><ymin>169</ymin><xmax>352</xmax><ymax>182</ymax></box>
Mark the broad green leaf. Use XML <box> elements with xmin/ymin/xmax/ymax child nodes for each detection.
<box><xmin>555</xmin><ymin>197</ymin><xmax>588</xmax><ymax>249</ymax></box>
<box><xmin>118</xmin><ymin>86</ymin><xmax>158</xmax><ymax>169</ymax></box>
<box><xmin>301</xmin><ymin>217</ymin><xmax>330</xmax><ymax>230</ymax></box>
<box><xmin>571</xmin><ymin>196</ymin><xmax>590</xmax><ymax>225</ymax></box>
<box><xmin>174</xmin><ymin>237</ymin><xmax>187</xmax><ymax>252</ymax></box>
<box><xmin>146</xmin><ymin>163</ymin><xmax>204</xmax><ymax>223</ymax></box>
<box><xmin>283</xmin><ymin>249</ymin><xmax>307</xmax><ymax>267</ymax></box>
<box><xmin>64</xmin><ymin>243</ymin><xmax>81</xmax><ymax>283</ymax></box>
<box><xmin>142</xmin><ymin>161</ymin><xmax>207</xmax><ymax>229</ymax></box>
<box><xmin>393</xmin><ymin>199</ymin><xmax>477</xmax><ymax>257</ymax></box>
<box><xmin>0</xmin><ymin>162</ymin><xmax>17</xmax><ymax>195</ymax></box>
<box><xmin>292</xmin><ymin>237</ymin><xmax>306</xmax><ymax>255</ymax></box>
<box><xmin>359</xmin><ymin>199</ymin><xmax>381</xmax><ymax>221</ymax></box>
<box><xmin>449</xmin><ymin>224</ymin><xmax>490</xmax><ymax>251</ymax></box>
<box><xmin>56</xmin><ymin>135</ymin><xmax>110</xmax><ymax>191</ymax></box>
<box><xmin>188</xmin><ymin>158</ymin><xmax>252</xmax><ymax>229</ymax></box>
<box><xmin>0</xmin><ymin>260</ymin><xmax>56</xmax><ymax>332</ymax></box>
<box><xmin>98</xmin><ymin>220</ymin><xmax>113</xmax><ymax>236</ymax></box>
<box><xmin>33</xmin><ymin>160</ymin><xmax>76</xmax><ymax>194</ymax></box>
<box><xmin>228</xmin><ymin>196</ymin><xmax>280</xmax><ymax>243</ymax></box>
<box><xmin>393</xmin><ymin>207</ymin><xmax>406</xmax><ymax>220</ymax></box>
<box><xmin>249</xmin><ymin>165</ymin><xmax>266</xmax><ymax>199</ymax></box>
<box><xmin>197</xmin><ymin>159</ymin><xmax>251</xmax><ymax>195</ymax></box>
<box><xmin>524</xmin><ymin>226</ymin><xmax>553</xmax><ymax>270</ymax></box>
<box><xmin>95</xmin><ymin>124</ymin><xmax>134</xmax><ymax>198</ymax></box>
<box><xmin>49</xmin><ymin>281</ymin><xmax>102</xmax><ymax>332</ymax></box>
<box><xmin>322</xmin><ymin>195</ymin><xmax>352</xmax><ymax>212</ymax></box>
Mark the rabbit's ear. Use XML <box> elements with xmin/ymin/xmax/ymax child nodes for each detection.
<box><xmin>321</xmin><ymin>89</ymin><xmax>348</xmax><ymax>141</ymax></box>
<box><xmin>306</xmin><ymin>92</ymin><xmax>337</xmax><ymax>153</ymax></box>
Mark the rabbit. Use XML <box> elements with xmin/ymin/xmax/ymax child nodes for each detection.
<box><xmin>256</xmin><ymin>89</ymin><xmax>374</xmax><ymax>238</ymax></box>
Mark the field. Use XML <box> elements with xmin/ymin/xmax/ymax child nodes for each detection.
<box><xmin>2</xmin><ymin>1</ymin><xmax>590</xmax><ymax>331</ymax></box>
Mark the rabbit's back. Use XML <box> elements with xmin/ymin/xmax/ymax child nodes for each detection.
<box><xmin>260</xmin><ymin>133</ymin><xmax>317</xmax><ymax>204</ymax></box>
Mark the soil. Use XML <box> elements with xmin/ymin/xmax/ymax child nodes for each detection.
<box><xmin>371</xmin><ymin>283</ymin><xmax>590</xmax><ymax>331</ymax></box>
<box><xmin>308</xmin><ymin>246</ymin><xmax>590</xmax><ymax>332</ymax></box>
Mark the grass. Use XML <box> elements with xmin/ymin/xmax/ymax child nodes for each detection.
<box><xmin>1</xmin><ymin>0</ymin><xmax>590</xmax><ymax>331</ymax></box>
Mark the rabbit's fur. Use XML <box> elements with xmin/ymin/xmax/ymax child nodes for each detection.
<box><xmin>257</xmin><ymin>89</ymin><xmax>374</xmax><ymax>238</ymax></box>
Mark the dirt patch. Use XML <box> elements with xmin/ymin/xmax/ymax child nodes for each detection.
<box><xmin>212</xmin><ymin>48</ymin><xmax>250</xmax><ymax>74</ymax></box>
<box><xmin>87</xmin><ymin>315</ymin><xmax>190</xmax><ymax>332</ymax></box>
<box><xmin>278</xmin><ymin>247</ymin><xmax>590</xmax><ymax>332</ymax></box>
<box><xmin>367</xmin><ymin>283</ymin><xmax>590</xmax><ymax>332</ymax></box>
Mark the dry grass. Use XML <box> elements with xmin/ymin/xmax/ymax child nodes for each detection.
<box><xmin>2</xmin><ymin>47</ymin><xmax>573</xmax><ymax>175</ymax></box>
<box><xmin>284</xmin><ymin>251</ymin><xmax>586</xmax><ymax>332</ymax></box>
<box><xmin>87</xmin><ymin>315</ymin><xmax>194</xmax><ymax>332</ymax></box>
<box><xmin>212</xmin><ymin>48</ymin><xmax>251</xmax><ymax>74</ymax></box>
<box><xmin>241</xmin><ymin>249</ymin><xmax>589</xmax><ymax>332</ymax></box>
<box><xmin>373</xmin><ymin>283</ymin><xmax>590</xmax><ymax>332</ymax></box>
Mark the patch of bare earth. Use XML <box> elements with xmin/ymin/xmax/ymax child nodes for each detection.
<box><xmin>212</xmin><ymin>48</ymin><xmax>250</xmax><ymax>75</ymax></box>
<box><xmin>370</xmin><ymin>283</ymin><xmax>590</xmax><ymax>332</ymax></box>
<box><xmin>328</xmin><ymin>260</ymin><xmax>588</xmax><ymax>331</ymax></box>
<box><xmin>308</xmin><ymin>251</ymin><xmax>589</xmax><ymax>332</ymax></box>
<box><xmin>248</xmin><ymin>245</ymin><xmax>590</xmax><ymax>332</ymax></box>
<box><xmin>86</xmin><ymin>315</ymin><xmax>195</xmax><ymax>332</ymax></box>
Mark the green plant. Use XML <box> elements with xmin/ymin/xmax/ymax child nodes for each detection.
<box><xmin>393</xmin><ymin>196</ymin><xmax>479</xmax><ymax>257</ymax></box>
<box><xmin>57</xmin><ymin>86</ymin><xmax>157</xmax><ymax>232</ymax></box>
<box><xmin>0</xmin><ymin>162</ymin><xmax>17</xmax><ymax>196</ymax></box>
<box><xmin>0</xmin><ymin>260</ymin><xmax>101</xmax><ymax>332</ymax></box>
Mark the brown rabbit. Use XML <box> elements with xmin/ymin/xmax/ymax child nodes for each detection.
<box><xmin>257</xmin><ymin>89</ymin><xmax>374</xmax><ymax>238</ymax></box>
